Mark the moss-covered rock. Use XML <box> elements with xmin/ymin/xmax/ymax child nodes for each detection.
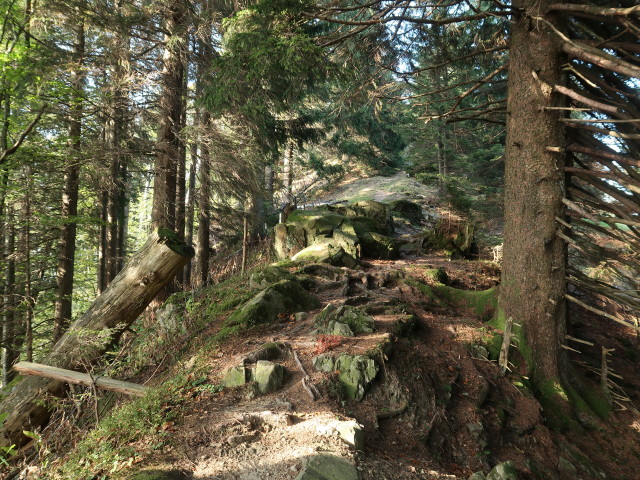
<box><xmin>226</xmin><ymin>279</ymin><xmax>321</xmax><ymax>329</ymax></box>
<box><xmin>390</xmin><ymin>199</ymin><xmax>424</xmax><ymax>225</ymax></box>
<box><xmin>359</xmin><ymin>232</ymin><xmax>399</xmax><ymax>260</ymax></box>
<box><xmin>221</xmin><ymin>365</ymin><xmax>247</xmax><ymax>387</ymax></box>
<box><xmin>253</xmin><ymin>360</ymin><xmax>285</xmax><ymax>394</ymax></box>
<box><xmin>313</xmin><ymin>354</ymin><xmax>379</xmax><ymax>401</ymax></box>
<box><xmin>422</xmin><ymin>268</ymin><xmax>449</xmax><ymax>285</ymax></box>
<box><xmin>295</xmin><ymin>454</ymin><xmax>359</xmax><ymax>480</ymax></box>
<box><xmin>315</xmin><ymin>305</ymin><xmax>375</xmax><ymax>335</ymax></box>
<box><xmin>274</xmin><ymin>223</ymin><xmax>307</xmax><ymax>259</ymax></box>
<box><xmin>327</xmin><ymin>200</ymin><xmax>394</xmax><ymax>236</ymax></box>
<box><xmin>250</xmin><ymin>266</ymin><xmax>297</xmax><ymax>289</ymax></box>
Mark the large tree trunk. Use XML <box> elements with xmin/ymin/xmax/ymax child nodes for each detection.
<box><xmin>152</xmin><ymin>0</ymin><xmax>186</xmax><ymax>231</ymax></box>
<box><xmin>500</xmin><ymin>0</ymin><xmax>567</xmax><ymax>384</ymax></box>
<box><xmin>53</xmin><ymin>20</ymin><xmax>84</xmax><ymax>342</ymax></box>
<box><xmin>0</xmin><ymin>229</ymin><xmax>194</xmax><ymax>448</ymax></box>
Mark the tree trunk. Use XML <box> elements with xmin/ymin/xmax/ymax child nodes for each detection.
<box><xmin>53</xmin><ymin>20</ymin><xmax>84</xmax><ymax>342</ymax></box>
<box><xmin>0</xmin><ymin>229</ymin><xmax>194</xmax><ymax>448</ymax></box>
<box><xmin>500</xmin><ymin>0</ymin><xmax>567</xmax><ymax>385</ymax></box>
<box><xmin>152</xmin><ymin>1</ymin><xmax>186</xmax><ymax>231</ymax></box>
<box><xmin>197</xmin><ymin>116</ymin><xmax>211</xmax><ymax>286</ymax></box>
<box><xmin>185</xmin><ymin>143</ymin><xmax>197</xmax><ymax>285</ymax></box>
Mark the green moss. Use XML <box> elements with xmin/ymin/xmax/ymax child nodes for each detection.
<box><xmin>156</xmin><ymin>227</ymin><xmax>196</xmax><ymax>258</ymax></box>
<box><xmin>433</xmin><ymin>285</ymin><xmax>498</xmax><ymax>320</ymax></box>
<box><xmin>536</xmin><ymin>379</ymin><xmax>576</xmax><ymax>432</ymax></box>
<box><xmin>226</xmin><ymin>279</ymin><xmax>320</xmax><ymax>329</ymax></box>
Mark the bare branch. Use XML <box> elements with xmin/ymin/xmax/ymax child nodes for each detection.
<box><xmin>0</xmin><ymin>104</ymin><xmax>47</xmax><ymax>165</ymax></box>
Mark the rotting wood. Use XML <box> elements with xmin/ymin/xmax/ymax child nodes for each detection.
<box><xmin>13</xmin><ymin>362</ymin><xmax>148</xmax><ymax>397</ymax></box>
<box><xmin>0</xmin><ymin>228</ymin><xmax>194</xmax><ymax>448</ymax></box>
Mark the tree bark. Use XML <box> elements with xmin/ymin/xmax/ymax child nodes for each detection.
<box><xmin>152</xmin><ymin>0</ymin><xmax>186</xmax><ymax>231</ymax></box>
<box><xmin>500</xmin><ymin>0</ymin><xmax>567</xmax><ymax>384</ymax></box>
<box><xmin>53</xmin><ymin>20</ymin><xmax>84</xmax><ymax>342</ymax></box>
<box><xmin>0</xmin><ymin>229</ymin><xmax>194</xmax><ymax>448</ymax></box>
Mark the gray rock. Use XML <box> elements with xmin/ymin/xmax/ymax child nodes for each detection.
<box><xmin>295</xmin><ymin>454</ymin><xmax>360</xmax><ymax>480</ymax></box>
<box><xmin>335</xmin><ymin>421</ymin><xmax>364</xmax><ymax>450</ymax></box>
<box><xmin>469</xmin><ymin>472</ymin><xmax>486</xmax><ymax>480</ymax></box>
<box><xmin>227</xmin><ymin>434</ymin><xmax>256</xmax><ymax>447</ymax></box>
<box><xmin>222</xmin><ymin>365</ymin><xmax>247</xmax><ymax>387</ymax></box>
<box><xmin>295</xmin><ymin>312</ymin><xmax>310</xmax><ymax>322</ymax></box>
<box><xmin>254</xmin><ymin>360</ymin><xmax>284</xmax><ymax>394</ymax></box>
<box><xmin>327</xmin><ymin>321</ymin><xmax>354</xmax><ymax>337</ymax></box>
<box><xmin>313</xmin><ymin>354</ymin><xmax>378</xmax><ymax>401</ymax></box>
<box><xmin>313</xmin><ymin>355</ymin><xmax>336</xmax><ymax>373</ymax></box>
<box><xmin>335</xmin><ymin>354</ymin><xmax>379</xmax><ymax>401</ymax></box>
<box><xmin>486</xmin><ymin>461</ymin><xmax>517</xmax><ymax>480</ymax></box>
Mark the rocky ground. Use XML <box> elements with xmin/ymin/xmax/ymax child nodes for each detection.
<box><xmin>10</xmin><ymin>172</ymin><xmax>640</xmax><ymax>480</ymax></box>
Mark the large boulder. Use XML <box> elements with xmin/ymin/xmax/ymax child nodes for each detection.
<box><xmin>292</xmin><ymin>243</ymin><xmax>358</xmax><ymax>269</ymax></box>
<box><xmin>359</xmin><ymin>232</ymin><xmax>399</xmax><ymax>260</ymax></box>
<box><xmin>313</xmin><ymin>354</ymin><xmax>379</xmax><ymax>401</ymax></box>
<box><xmin>390</xmin><ymin>199</ymin><xmax>424</xmax><ymax>225</ymax></box>
<box><xmin>249</xmin><ymin>266</ymin><xmax>296</xmax><ymax>289</ymax></box>
<box><xmin>226</xmin><ymin>279</ymin><xmax>320</xmax><ymax>328</ymax></box>
<box><xmin>327</xmin><ymin>201</ymin><xmax>394</xmax><ymax>236</ymax></box>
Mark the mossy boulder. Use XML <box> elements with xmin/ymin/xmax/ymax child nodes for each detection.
<box><xmin>295</xmin><ymin>454</ymin><xmax>359</xmax><ymax>480</ymax></box>
<box><xmin>423</xmin><ymin>221</ymin><xmax>478</xmax><ymax>259</ymax></box>
<box><xmin>250</xmin><ymin>266</ymin><xmax>297</xmax><ymax>289</ymax></box>
<box><xmin>359</xmin><ymin>232</ymin><xmax>399</xmax><ymax>260</ymax></box>
<box><xmin>390</xmin><ymin>199</ymin><xmax>424</xmax><ymax>225</ymax></box>
<box><xmin>222</xmin><ymin>365</ymin><xmax>247</xmax><ymax>387</ymax></box>
<box><xmin>313</xmin><ymin>354</ymin><xmax>379</xmax><ymax>401</ymax></box>
<box><xmin>274</xmin><ymin>223</ymin><xmax>307</xmax><ymax>259</ymax></box>
<box><xmin>253</xmin><ymin>360</ymin><xmax>285</xmax><ymax>394</ymax></box>
<box><xmin>327</xmin><ymin>200</ymin><xmax>394</xmax><ymax>236</ymax></box>
<box><xmin>422</xmin><ymin>268</ymin><xmax>449</xmax><ymax>285</ymax></box>
<box><xmin>292</xmin><ymin>243</ymin><xmax>359</xmax><ymax>269</ymax></box>
<box><xmin>315</xmin><ymin>305</ymin><xmax>375</xmax><ymax>335</ymax></box>
<box><xmin>226</xmin><ymin>279</ymin><xmax>320</xmax><ymax>328</ymax></box>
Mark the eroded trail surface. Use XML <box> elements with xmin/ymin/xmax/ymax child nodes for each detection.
<box><xmin>141</xmin><ymin>249</ymin><xmax>640</xmax><ymax>480</ymax></box>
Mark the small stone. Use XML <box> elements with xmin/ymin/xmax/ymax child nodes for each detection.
<box><xmin>469</xmin><ymin>472</ymin><xmax>486</xmax><ymax>480</ymax></box>
<box><xmin>226</xmin><ymin>434</ymin><xmax>256</xmax><ymax>447</ymax></box>
<box><xmin>486</xmin><ymin>461</ymin><xmax>517</xmax><ymax>480</ymax></box>
<box><xmin>335</xmin><ymin>420</ymin><xmax>365</xmax><ymax>450</ymax></box>
<box><xmin>295</xmin><ymin>454</ymin><xmax>359</xmax><ymax>480</ymax></box>
<box><xmin>295</xmin><ymin>312</ymin><xmax>310</xmax><ymax>322</ymax></box>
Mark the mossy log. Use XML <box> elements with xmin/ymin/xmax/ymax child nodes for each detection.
<box><xmin>0</xmin><ymin>228</ymin><xmax>194</xmax><ymax>448</ymax></box>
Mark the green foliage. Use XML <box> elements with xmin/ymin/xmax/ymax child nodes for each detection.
<box><xmin>203</xmin><ymin>0</ymin><xmax>332</xmax><ymax>153</ymax></box>
<box><xmin>48</xmin><ymin>378</ymin><xmax>189</xmax><ymax>479</ymax></box>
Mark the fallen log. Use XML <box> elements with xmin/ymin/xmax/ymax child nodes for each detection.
<box><xmin>0</xmin><ymin>228</ymin><xmax>194</xmax><ymax>448</ymax></box>
<box><xmin>13</xmin><ymin>362</ymin><xmax>148</xmax><ymax>397</ymax></box>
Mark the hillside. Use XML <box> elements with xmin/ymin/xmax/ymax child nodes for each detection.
<box><xmin>5</xmin><ymin>173</ymin><xmax>640</xmax><ymax>480</ymax></box>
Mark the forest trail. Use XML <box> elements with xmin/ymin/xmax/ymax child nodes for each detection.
<box><xmin>13</xmin><ymin>173</ymin><xmax>640</xmax><ymax>480</ymax></box>
<box><xmin>120</xmin><ymin>172</ymin><xmax>640</xmax><ymax>480</ymax></box>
